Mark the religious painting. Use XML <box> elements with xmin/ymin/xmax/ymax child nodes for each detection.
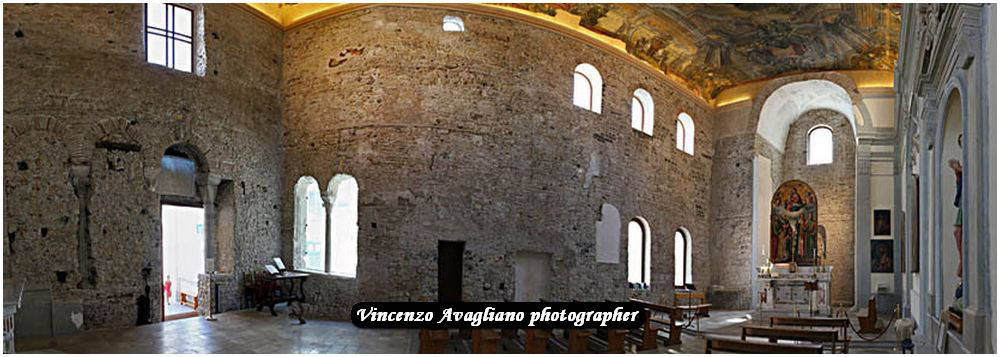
<box><xmin>770</xmin><ymin>180</ymin><xmax>819</xmax><ymax>265</ymax></box>
<box><xmin>871</xmin><ymin>239</ymin><xmax>894</xmax><ymax>273</ymax></box>
<box><xmin>874</xmin><ymin>209</ymin><xmax>891</xmax><ymax>236</ymax></box>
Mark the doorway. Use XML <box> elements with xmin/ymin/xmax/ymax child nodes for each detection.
<box><xmin>437</xmin><ymin>241</ymin><xmax>464</xmax><ymax>303</ymax></box>
<box><xmin>161</xmin><ymin>204</ymin><xmax>205</xmax><ymax>320</ymax></box>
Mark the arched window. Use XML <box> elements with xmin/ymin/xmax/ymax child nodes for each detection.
<box><xmin>327</xmin><ymin>175</ymin><xmax>359</xmax><ymax>278</ymax></box>
<box><xmin>442</xmin><ymin>16</ymin><xmax>464</xmax><ymax>32</ymax></box>
<box><xmin>294</xmin><ymin>176</ymin><xmax>326</xmax><ymax>272</ymax></box>
<box><xmin>673</xmin><ymin>229</ymin><xmax>693</xmax><ymax>288</ymax></box>
<box><xmin>808</xmin><ymin>126</ymin><xmax>833</xmax><ymax>165</ymax></box>
<box><xmin>573</xmin><ymin>63</ymin><xmax>603</xmax><ymax>114</ymax></box>
<box><xmin>627</xmin><ymin>217</ymin><xmax>651</xmax><ymax>288</ymax></box>
<box><xmin>631</xmin><ymin>88</ymin><xmax>654</xmax><ymax>136</ymax></box>
<box><xmin>676</xmin><ymin>112</ymin><xmax>695</xmax><ymax>155</ymax></box>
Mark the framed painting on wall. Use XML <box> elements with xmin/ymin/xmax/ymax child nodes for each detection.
<box><xmin>871</xmin><ymin>240</ymin><xmax>894</xmax><ymax>273</ymax></box>
<box><xmin>874</xmin><ymin>209</ymin><xmax>891</xmax><ymax>236</ymax></box>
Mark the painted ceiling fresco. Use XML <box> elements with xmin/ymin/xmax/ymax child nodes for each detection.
<box><xmin>504</xmin><ymin>3</ymin><xmax>900</xmax><ymax>99</ymax></box>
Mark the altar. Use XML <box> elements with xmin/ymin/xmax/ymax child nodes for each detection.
<box><xmin>756</xmin><ymin>180</ymin><xmax>833</xmax><ymax>316</ymax></box>
<box><xmin>756</xmin><ymin>265</ymin><xmax>833</xmax><ymax>316</ymax></box>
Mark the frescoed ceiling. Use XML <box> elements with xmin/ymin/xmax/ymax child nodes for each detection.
<box><xmin>504</xmin><ymin>3</ymin><xmax>900</xmax><ymax>99</ymax></box>
<box><xmin>245</xmin><ymin>3</ymin><xmax>900</xmax><ymax>101</ymax></box>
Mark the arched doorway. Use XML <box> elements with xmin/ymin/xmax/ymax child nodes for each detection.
<box><xmin>157</xmin><ymin>144</ymin><xmax>208</xmax><ymax>320</ymax></box>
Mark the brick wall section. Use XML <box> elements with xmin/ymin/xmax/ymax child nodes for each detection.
<box><xmin>3</xmin><ymin>4</ymin><xmax>283</xmax><ymax>329</ymax></box>
<box><xmin>780</xmin><ymin>109</ymin><xmax>856</xmax><ymax>304</ymax></box>
<box><xmin>281</xmin><ymin>6</ymin><xmax>715</xmax><ymax>318</ymax></box>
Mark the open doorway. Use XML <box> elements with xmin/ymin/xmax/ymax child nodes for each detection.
<box><xmin>161</xmin><ymin>204</ymin><xmax>205</xmax><ymax>320</ymax></box>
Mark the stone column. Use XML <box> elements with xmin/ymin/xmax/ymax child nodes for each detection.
<box><xmin>854</xmin><ymin>146</ymin><xmax>872</xmax><ymax>308</ymax></box>
<box><xmin>198</xmin><ymin>173</ymin><xmax>221</xmax><ymax>272</ymax></box>
<box><xmin>70</xmin><ymin>163</ymin><xmax>95</xmax><ymax>288</ymax></box>
<box><xmin>322</xmin><ymin>194</ymin><xmax>334</xmax><ymax>273</ymax></box>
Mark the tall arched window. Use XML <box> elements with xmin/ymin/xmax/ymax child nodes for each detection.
<box><xmin>673</xmin><ymin>229</ymin><xmax>693</xmax><ymax>288</ymax></box>
<box><xmin>573</xmin><ymin>63</ymin><xmax>603</xmax><ymax>114</ymax></box>
<box><xmin>327</xmin><ymin>174</ymin><xmax>359</xmax><ymax>278</ymax></box>
<box><xmin>676</xmin><ymin>112</ymin><xmax>695</xmax><ymax>155</ymax></box>
<box><xmin>294</xmin><ymin>176</ymin><xmax>326</xmax><ymax>272</ymax></box>
<box><xmin>627</xmin><ymin>217</ymin><xmax>651</xmax><ymax>288</ymax></box>
<box><xmin>631</xmin><ymin>88</ymin><xmax>654</xmax><ymax>136</ymax></box>
<box><xmin>808</xmin><ymin>126</ymin><xmax>833</xmax><ymax>165</ymax></box>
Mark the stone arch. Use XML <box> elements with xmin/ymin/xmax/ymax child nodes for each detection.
<box><xmin>932</xmin><ymin>84</ymin><xmax>966</xmax><ymax>311</ymax></box>
<box><xmin>757</xmin><ymin>79</ymin><xmax>859</xmax><ymax>151</ymax></box>
<box><xmin>163</xmin><ymin>142</ymin><xmax>210</xmax><ymax>175</ymax></box>
<box><xmin>747</xmin><ymin>72</ymin><xmax>862</xmax><ymax>137</ymax></box>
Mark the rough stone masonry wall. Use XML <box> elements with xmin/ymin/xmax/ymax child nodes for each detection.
<box><xmin>781</xmin><ymin>109</ymin><xmax>856</xmax><ymax>304</ymax></box>
<box><xmin>3</xmin><ymin>4</ymin><xmax>283</xmax><ymax>332</ymax></box>
<box><xmin>281</xmin><ymin>6</ymin><xmax>715</xmax><ymax>319</ymax></box>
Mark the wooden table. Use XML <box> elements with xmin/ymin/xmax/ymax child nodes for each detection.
<box><xmin>256</xmin><ymin>271</ymin><xmax>308</xmax><ymax>324</ymax></box>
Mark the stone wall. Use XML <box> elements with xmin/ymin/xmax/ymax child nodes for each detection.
<box><xmin>3</xmin><ymin>3</ymin><xmax>283</xmax><ymax>332</ymax></box>
<box><xmin>281</xmin><ymin>6</ymin><xmax>715</xmax><ymax>319</ymax></box>
<box><xmin>780</xmin><ymin>109</ymin><xmax>856</xmax><ymax>304</ymax></box>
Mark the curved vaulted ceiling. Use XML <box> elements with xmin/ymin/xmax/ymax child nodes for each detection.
<box><xmin>244</xmin><ymin>3</ymin><xmax>900</xmax><ymax>102</ymax></box>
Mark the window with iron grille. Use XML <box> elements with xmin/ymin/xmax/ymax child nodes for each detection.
<box><xmin>145</xmin><ymin>3</ymin><xmax>193</xmax><ymax>72</ymax></box>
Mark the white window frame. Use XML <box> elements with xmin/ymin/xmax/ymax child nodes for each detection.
<box><xmin>145</xmin><ymin>3</ymin><xmax>194</xmax><ymax>72</ymax></box>
<box><xmin>676</xmin><ymin>112</ymin><xmax>695</xmax><ymax>155</ymax></box>
<box><xmin>632</xmin><ymin>88</ymin><xmax>654</xmax><ymax>136</ymax></box>
<box><xmin>807</xmin><ymin>126</ymin><xmax>834</xmax><ymax>165</ymax></box>
<box><xmin>573</xmin><ymin>63</ymin><xmax>603</xmax><ymax>114</ymax></box>
<box><xmin>627</xmin><ymin>217</ymin><xmax>651</xmax><ymax>288</ymax></box>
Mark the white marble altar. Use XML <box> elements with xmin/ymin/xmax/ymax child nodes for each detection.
<box><xmin>756</xmin><ymin>265</ymin><xmax>833</xmax><ymax>316</ymax></box>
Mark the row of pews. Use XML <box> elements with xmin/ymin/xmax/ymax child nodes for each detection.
<box><xmin>704</xmin><ymin>316</ymin><xmax>851</xmax><ymax>354</ymax></box>
<box><xmin>418</xmin><ymin>293</ymin><xmax>714</xmax><ymax>353</ymax></box>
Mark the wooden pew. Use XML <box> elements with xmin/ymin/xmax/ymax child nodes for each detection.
<box><xmin>523</xmin><ymin>328</ymin><xmax>551</xmax><ymax>353</ymax></box>
<box><xmin>418</xmin><ymin>329</ymin><xmax>449</xmax><ymax>354</ymax></box>
<box><xmin>567</xmin><ymin>328</ymin><xmax>592</xmax><ymax>353</ymax></box>
<box><xmin>471</xmin><ymin>328</ymin><xmax>500</xmax><ymax>353</ymax></box>
<box><xmin>705</xmin><ymin>334</ymin><xmax>824</xmax><ymax>354</ymax></box>
<box><xmin>741</xmin><ymin>325</ymin><xmax>839</xmax><ymax>353</ymax></box>
<box><xmin>857</xmin><ymin>296</ymin><xmax>878</xmax><ymax>334</ymax></box>
<box><xmin>770</xmin><ymin>316</ymin><xmax>850</xmax><ymax>353</ymax></box>
<box><xmin>629</xmin><ymin>298</ymin><xmax>683</xmax><ymax>348</ymax></box>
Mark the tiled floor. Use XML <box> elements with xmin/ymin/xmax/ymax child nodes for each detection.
<box><xmin>18</xmin><ymin>307</ymin><xmax>418</xmax><ymax>354</ymax></box>
<box><xmin>18</xmin><ymin>307</ymin><xmax>930</xmax><ymax>354</ymax></box>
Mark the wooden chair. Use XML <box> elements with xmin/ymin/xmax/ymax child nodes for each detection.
<box><xmin>742</xmin><ymin>325</ymin><xmax>839</xmax><ymax>353</ymax></box>
<box><xmin>857</xmin><ymin>296</ymin><xmax>878</xmax><ymax>334</ymax></box>
<box><xmin>705</xmin><ymin>334</ymin><xmax>824</xmax><ymax>354</ymax></box>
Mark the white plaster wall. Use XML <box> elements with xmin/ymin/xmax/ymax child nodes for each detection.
<box><xmin>862</xmin><ymin>96</ymin><xmax>896</xmax><ymax>128</ymax></box>
<box><xmin>750</xmin><ymin>155</ymin><xmax>772</xmax><ymax>307</ymax></box>
<box><xmin>758</xmin><ymin>80</ymin><xmax>857</xmax><ymax>151</ymax></box>
<box><xmin>870</xmin><ymin>163</ymin><xmax>895</xmax><ymax>293</ymax></box>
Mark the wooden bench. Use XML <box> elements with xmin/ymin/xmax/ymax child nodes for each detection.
<box><xmin>857</xmin><ymin>296</ymin><xmax>878</xmax><ymax>334</ymax></box>
<box><xmin>629</xmin><ymin>298</ymin><xmax>683</xmax><ymax>348</ymax></box>
<box><xmin>674</xmin><ymin>290</ymin><xmax>710</xmax><ymax>317</ymax></box>
<box><xmin>418</xmin><ymin>329</ymin><xmax>449</xmax><ymax>353</ymax></box>
<box><xmin>471</xmin><ymin>328</ymin><xmax>500</xmax><ymax>353</ymax></box>
<box><xmin>742</xmin><ymin>325</ymin><xmax>839</xmax><ymax>353</ymax></box>
<box><xmin>523</xmin><ymin>328</ymin><xmax>551</xmax><ymax>353</ymax></box>
<box><xmin>705</xmin><ymin>334</ymin><xmax>824</xmax><ymax>354</ymax></box>
<box><xmin>770</xmin><ymin>316</ymin><xmax>850</xmax><ymax>353</ymax></box>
